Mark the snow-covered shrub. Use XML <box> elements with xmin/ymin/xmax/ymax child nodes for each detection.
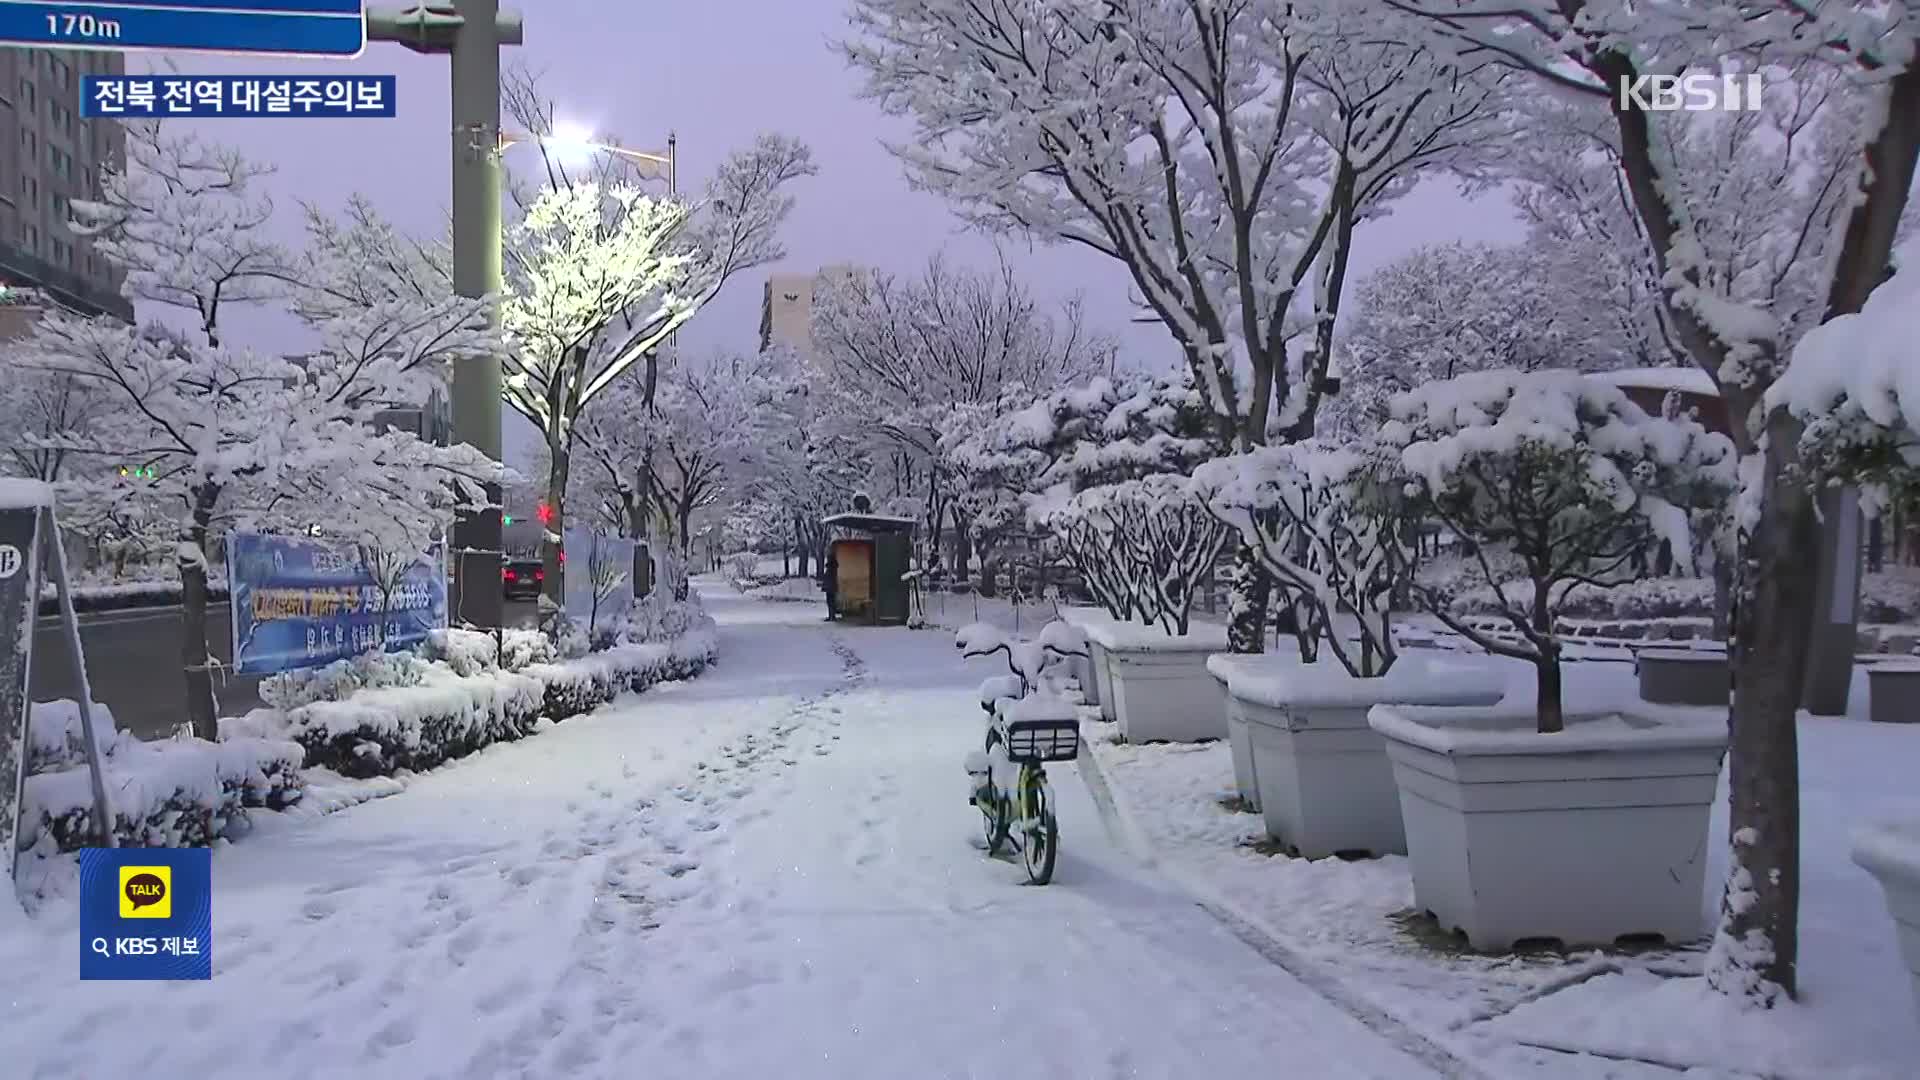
<box><xmin>953</xmin><ymin>373</ymin><xmax>1225</xmax><ymax>631</ymax></box>
<box><xmin>1770</xmin><ymin>238</ymin><xmax>1920</xmax><ymax>516</ymax></box>
<box><xmin>1030</xmin><ymin>474</ymin><xmax>1229</xmax><ymax>635</ymax></box>
<box><xmin>19</xmin><ymin>704</ymin><xmax>304</xmax><ymax>853</ymax></box>
<box><xmin>1385</xmin><ymin>370</ymin><xmax>1737</xmax><ymax>732</ymax></box>
<box><xmin>427</xmin><ymin>626</ymin><xmax>557</xmax><ymax>675</ymax></box>
<box><xmin>282</xmin><ymin>667</ymin><xmax>546</xmax><ymax>777</ymax></box>
<box><xmin>270</xmin><ymin>623</ymin><xmax>719</xmax><ymax>778</ymax></box>
<box><xmin>1193</xmin><ymin>440</ymin><xmax>1410</xmax><ymax>675</ymax></box>
<box><xmin>627</xmin><ymin>585</ymin><xmax>713</xmax><ymax>644</ymax></box>
<box><xmin>258</xmin><ymin>649</ymin><xmax>435</xmax><ymax>711</ymax></box>
<box><xmin>25</xmin><ymin>699</ymin><xmax>125</xmax><ymax>775</ymax></box>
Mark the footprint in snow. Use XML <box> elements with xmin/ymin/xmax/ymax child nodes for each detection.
<box><xmin>301</xmin><ymin>897</ymin><xmax>336</xmax><ymax>921</ymax></box>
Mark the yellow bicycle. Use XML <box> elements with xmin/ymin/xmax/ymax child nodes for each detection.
<box><xmin>959</xmin><ymin>621</ymin><xmax>1086</xmax><ymax>885</ymax></box>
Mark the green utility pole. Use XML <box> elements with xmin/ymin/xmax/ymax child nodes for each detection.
<box><xmin>365</xmin><ymin>2</ymin><xmax>523</xmax><ymax>629</ymax></box>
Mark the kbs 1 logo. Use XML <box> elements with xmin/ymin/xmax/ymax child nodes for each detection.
<box><xmin>1619</xmin><ymin>72</ymin><xmax>1765</xmax><ymax>113</ymax></box>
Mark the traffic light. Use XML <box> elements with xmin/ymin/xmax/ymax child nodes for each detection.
<box><xmin>535</xmin><ymin>501</ymin><xmax>553</xmax><ymax>526</ymax></box>
<box><xmin>118</xmin><ymin>465</ymin><xmax>155</xmax><ymax>479</ymax></box>
<box><xmin>503</xmin><ymin>513</ymin><xmax>514</xmax><ymax>525</ymax></box>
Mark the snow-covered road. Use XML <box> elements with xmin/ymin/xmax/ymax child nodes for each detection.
<box><xmin>4</xmin><ymin>581</ymin><xmax>1444</xmax><ymax>1079</ymax></box>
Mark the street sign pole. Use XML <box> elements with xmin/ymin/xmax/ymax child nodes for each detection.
<box><xmin>367</xmin><ymin>2</ymin><xmax>522</xmax><ymax>630</ymax></box>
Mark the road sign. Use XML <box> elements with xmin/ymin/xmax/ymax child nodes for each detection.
<box><xmin>0</xmin><ymin>1</ymin><xmax>367</xmax><ymax>58</ymax></box>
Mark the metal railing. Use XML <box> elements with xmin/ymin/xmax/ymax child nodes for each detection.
<box><xmin>0</xmin><ymin>242</ymin><xmax>131</xmax><ymax>321</ymax></box>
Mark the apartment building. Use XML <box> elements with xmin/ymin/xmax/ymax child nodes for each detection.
<box><xmin>0</xmin><ymin>46</ymin><xmax>132</xmax><ymax>321</ymax></box>
<box><xmin>758</xmin><ymin>264</ymin><xmax>860</xmax><ymax>357</ymax></box>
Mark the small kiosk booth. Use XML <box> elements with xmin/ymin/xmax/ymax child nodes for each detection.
<box><xmin>822</xmin><ymin>498</ymin><xmax>915</xmax><ymax>626</ymax></box>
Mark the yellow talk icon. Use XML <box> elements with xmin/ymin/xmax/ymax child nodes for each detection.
<box><xmin>119</xmin><ymin>866</ymin><xmax>171</xmax><ymax>919</ymax></box>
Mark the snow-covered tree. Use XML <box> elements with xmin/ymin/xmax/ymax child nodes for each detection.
<box><xmin>954</xmin><ymin>374</ymin><xmax>1224</xmax><ymax>627</ymax></box>
<box><xmin>575</xmin><ymin>351</ymin><xmax>798</xmax><ymax>582</ymax></box>
<box><xmin>18</xmin><ymin>121</ymin><xmax>503</xmax><ymax>738</ymax></box>
<box><xmin>809</xmin><ymin>254</ymin><xmax>1115</xmax><ymax>570</ymax></box>
<box><xmin>1323</xmin><ymin>241</ymin><xmax>1630</xmax><ymax>440</ymax></box>
<box><xmin>1388</xmin><ymin>0</ymin><xmax>1920</xmax><ymax>1004</ymax></box>
<box><xmin>1384</xmin><ymin>371</ymin><xmax>1736</xmax><ymax>732</ymax></box>
<box><xmin>843</xmin><ymin>0</ymin><xmax>1514</xmax><ymax>651</ymax></box>
<box><xmin>1193</xmin><ymin>441</ymin><xmax>1411</xmax><ymax>673</ymax></box>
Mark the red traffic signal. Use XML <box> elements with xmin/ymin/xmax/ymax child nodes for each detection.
<box><xmin>535</xmin><ymin>501</ymin><xmax>553</xmax><ymax>525</ymax></box>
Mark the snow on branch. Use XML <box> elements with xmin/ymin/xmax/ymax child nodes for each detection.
<box><xmin>1382</xmin><ymin>369</ymin><xmax>1737</xmax><ymax>731</ymax></box>
<box><xmin>1193</xmin><ymin>441</ymin><xmax>1410</xmax><ymax>677</ymax></box>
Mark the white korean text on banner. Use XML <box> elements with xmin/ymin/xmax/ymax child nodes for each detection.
<box><xmin>227</xmin><ymin>532</ymin><xmax>446</xmax><ymax>675</ymax></box>
<box><xmin>561</xmin><ymin>530</ymin><xmax>636</xmax><ymax>631</ymax></box>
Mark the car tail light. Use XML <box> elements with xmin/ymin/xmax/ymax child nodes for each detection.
<box><xmin>534</xmin><ymin>570</ymin><xmax>544</xmax><ymax>581</ymax></box>
<box><xmin>504</xmin><ymin>569</ymin><xmax>516</xmax><ymax>581</ymax></box>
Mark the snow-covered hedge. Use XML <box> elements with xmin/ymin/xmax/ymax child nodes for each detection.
<box><xmin>255</xmin><ymin>617</ymin><xmax>718</xmax><ymax>778</ymax></box>
<box><xmin>17</xmin><ymin>700</ymin><xmax>305</xmax><ymax>854</ymax></box>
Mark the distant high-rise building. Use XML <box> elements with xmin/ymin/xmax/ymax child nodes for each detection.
<box><xmin>0</xmin><ymin>46</ymin><xmax>131</xmax><ymax>321</ymax></box>
<box><xmin>759</xmin><ymin>265</ymin><xmax>860</xmax><ymax>357</ymax></box>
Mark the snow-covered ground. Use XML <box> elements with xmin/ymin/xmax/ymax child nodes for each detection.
<box><xmin>1090</xmin><ymin>656</ymin><xmax>1920</xmax><ymax>1079</ymax></box>
<box><xmin>3</xmin><ymin>577</ymin><xmax>1451</xmax><ymax>1080</ymax></box>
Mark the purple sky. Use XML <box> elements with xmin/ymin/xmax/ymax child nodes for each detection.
<box><xmin>149</xmin><ymin>1</ymin><xmax>1521</xmax><ymax>456</ymax></box>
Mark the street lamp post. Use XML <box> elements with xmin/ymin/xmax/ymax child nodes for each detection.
<box><xmin>366</xmin><ymin>2</ymin><xmax>523</xmax><ymax>629</ymax></box>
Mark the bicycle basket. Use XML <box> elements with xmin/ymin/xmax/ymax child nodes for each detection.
<box><xmin>1003</xmin><ymin>717</ymin><xmax>1080</xmax><ymax>764</ymax></box>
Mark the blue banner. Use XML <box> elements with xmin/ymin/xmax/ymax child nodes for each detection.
<box><xmin>0</xmin><ymin>2</ymin><xmax>365</xmax><ymax>56</ymax></box>
<box><xmin>81</xmin><ymin>75</ymin><xmax>395</xmax><ymax>119</ymax></box>
<box><xmin>226</xmin><ymin>532</ymin><xmax>447</xmax><ymax>676</ymax></box>
<box><xmin>79</xmin><ymin>847</ymin><xmax>213</xmax><ymax>980</ymax></box>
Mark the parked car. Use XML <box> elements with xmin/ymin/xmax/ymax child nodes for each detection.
<box><xmin>503</xmin><ymin>558</ymin><xmax>544</xmax><ymax>599</ymax></box>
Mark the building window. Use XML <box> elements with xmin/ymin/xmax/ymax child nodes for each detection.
<box><xmin>50</xmin><ymin>101</ymin><xmax>68</xmax><ymax>131</ymax></box>
<box><xmin>50</xmin><ymin>58</ymin><xmax>68</xmax><ymax>86</ymax></box>
<box><xmin>19</xmin><ymin>78</ymin><xmax>32</xmax><ymax>107</ymax></box>
<box><xmin>20</xmin><ymin>128</ymin><xmax>33</xmax><ymax>156</ymax></box>
<box><xmin>50</xmin><ymin>192</ymin><xmax>64</xmax><ymax>219</ymax></box>
<box><xmin>23</xmin><ymin>222</ymin><xmax>37</xmax><ymax>251</ymax></box>
<box><xmin>20</xmin><ymin>174</ymin><xmax>33</xmax><ymax>201</ymax></box>
<box><xmin>49</xmin><ymin>146</ymin><xmax>69</xmax><ymax>178</ymax></box>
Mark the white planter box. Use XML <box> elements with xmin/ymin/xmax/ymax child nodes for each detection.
<box><xmin>1853</xmin><ymin>816</ymin><xmax>1920</xmax><ymax>1025</ymax></box>
<box><xmin>1088</xmin><ymin>640</ymin><xmax>1117</xmax><ymax>721</ymax></box>
<box><xmin>1084</xmin><ymin>621</ymin><xmax>1229</xmax><ymax>744</ymax></box>
<box><xmin>1206</xmin><ymin>653</ymin><xmax>1305</xmax><ymax>811</ymax></box>
<box><xmin>1231</xmin><ymin>657</ymin><xmax>1504</xmax><ymax>859</ymax></box>
<box><xmin>1370</xmin><ymin>701</ymin><xmax>1728</xmax><ymax>950</ymax></box>
<box><xmin>1056</xmin><ymin>607</ymin><xmax>1115</xmax><ymax>711</ymax></box>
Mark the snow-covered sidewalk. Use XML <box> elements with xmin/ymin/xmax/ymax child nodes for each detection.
<box><xmin>4</xmin><ymin>579</ymin><xmax>1447</xmax><ymax>1079</ymax></box>
<box><xmin>1088</xmin><ymin>657</ymin><xmax>1920</xmax><ymax>1080</ymax></box>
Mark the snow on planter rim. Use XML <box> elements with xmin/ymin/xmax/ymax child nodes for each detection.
<box><xmin>1637</xmin><ymin>645</ymin><xmax>1729</xmax><ymax>660</ymax></box>
<box><xmin>1080</xmin><ymin>619</ymin><xmax>1227</xmax><ymax>652</ymax></box>
<box><xmin>1366</xmin><ymin>700</ymin><xmax>1728</xmax><ymax>756</ymax></box>
<box><xmin>1852</xmin><ymin>815</ymin><xmax>1920</xmax><ymax>880</ymax></box>
<box><xmin>1054</xmin><ymin>605</ymin><xmax>1120</xmax><ymax>627</ymax></box>
<box><xmin>0</xmin><ymin>477</ymin><xmax>51</xmax><ymax>507</ymax></box>
<box><xmin>1203</xmin><ymin>650</ymin><xmax>1300</xmax><ymax>686</ymax></box>
<box><xmin>1227</xmin><ymin>655</ymin><xmax>1503</xmax><ymax>711</ymax></box>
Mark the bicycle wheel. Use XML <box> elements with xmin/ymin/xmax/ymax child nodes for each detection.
<box><xmin>1020</xmin><ymin>768</ymin><xmax>1059</xmax><ymax>885</ymax></box>
<box><xmin>980</xmin><ymin>732</ymin><xmax>1011</xmax><ymax>856</ymax></box>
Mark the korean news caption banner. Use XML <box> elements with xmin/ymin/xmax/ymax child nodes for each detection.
<box><xmin>80</xmin><ymin>848</ymin><xmax>212</xmax><ymax>980</ymax></box>
<box><xmin>227</xmin><ymin>532</ymin><xmax>447</xmax><ymax>676</ymax></box>
<box><xmin>0</xmin><ymin>1</ymin><xmax>366</xmax><ymax>57</ymax></box>
<box><xmin>561</xmin><ymin>529</ymin><xmax>637</xmax><ymax>629</ymax></box>
<box><xmin>81</xmin><ymin>75</ymin><xmax>395</xmax><ymax>119</ymax></box>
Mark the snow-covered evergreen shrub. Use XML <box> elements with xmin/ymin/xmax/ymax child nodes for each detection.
<box><xmin>19</xmin><ymin>703</ymin><xmax>305</xmax><ymax>852</ymax></box>
<box><xmin>1194</xmin><ymin>441</ymin><xmax>1411</xmax><ymax>674</ymax></box>
<box><xmin>1385</xmin><ymin>370</ymin><xmax>1737</xmax><ymax>732</ymax></box>
<box><xmin>258</xmin><ymin>649</ymin><xmax>435</xmax><ymax>710</ymax></box>
<box><xmin>265</xmin><ymin>625</ymin><xmax>719</xmax><ymax>778</ymax></box>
